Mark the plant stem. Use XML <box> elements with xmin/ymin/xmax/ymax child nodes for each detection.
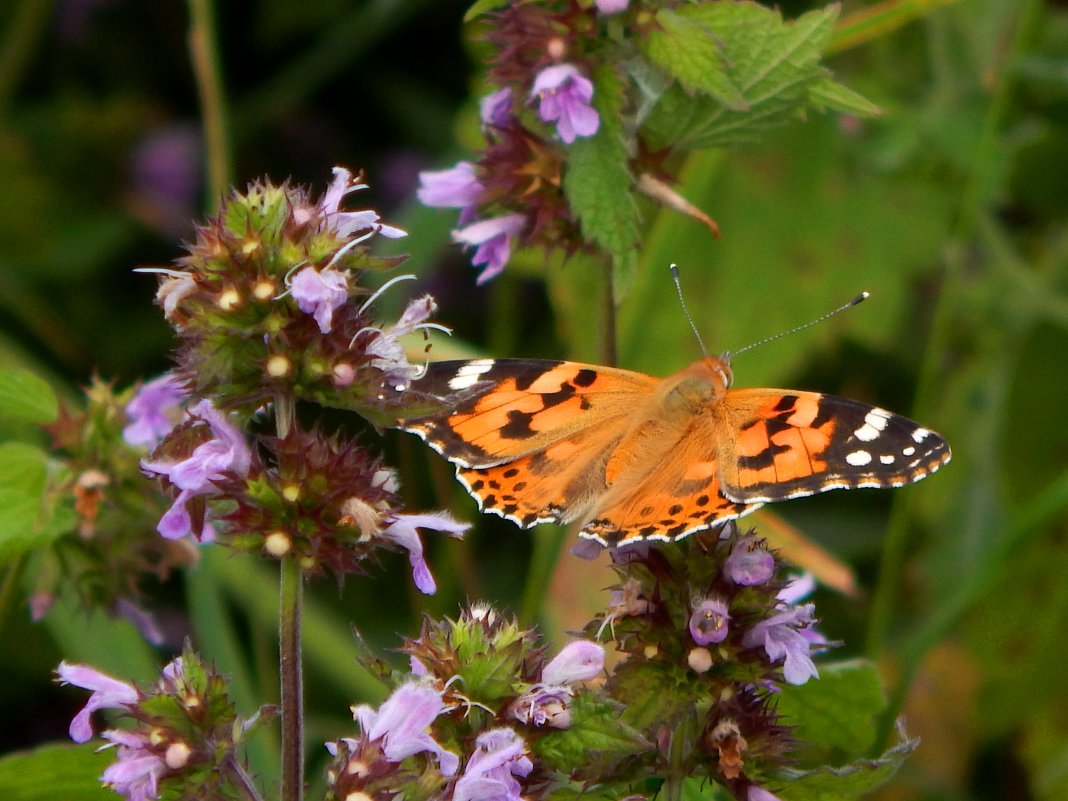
<box><xmin>186</xmin><ymin>0</ymin><xmax>232</xmax><ymax>203</ymax></box>
<box><xmin>279</xmin><ymin>556</ymin><xmax>304</xmax><ymax>801</ymax></box>
<box><xmin>227</xmin><ymin>756</ymin><xmax>266</xmax><ymax>801</ymax></box>
<box><xmin>599</xmin><ymin>257</ymin><xmax>618</xmax><ymax>367</ymax></box>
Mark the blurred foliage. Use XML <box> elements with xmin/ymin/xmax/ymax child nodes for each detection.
<box><xmin>0</xmin><ymin>0</ymin><xmax>1066</xmax><ymax>800</ymax></box>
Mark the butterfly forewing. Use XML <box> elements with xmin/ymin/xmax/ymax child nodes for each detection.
<box><xmin>717</xmin><ymin>389</ymin><xmax>952</xmax><ymax>504</ymax></box>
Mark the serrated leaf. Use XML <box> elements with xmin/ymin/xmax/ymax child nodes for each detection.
<box><xmin>642</xmin><ymin>9</ymin><xmax>748</xmax><ymax>110</ymax></box>
<box><xmin>774</xmin><ymin>730</ymin><xmax>918</xmax><ymax>801</ymax></box>
<box><xmin>775</xmin><ymin>659</ymin><xmax>886</xmax><ymax>755</ymax></box>
<box><xmin>534</xmin><ymin>692</ymin><xmax>650</xmax><ymax>774</ymax></box>
<box><xmin>0</xmin><ymin>743</ymin><xmax>114</xmax><ymax>800</ymax></box>
<box><xmin>0</xmin><ymin>368</ymin><xmax>58</xmax><ymax>424</ymax></box>
<box><xmin>0</xmin><ymin>442</ymin><xmax>68</xmax><ymax>563</ymax></box>
<box><xmin>808</xmin><ymin>76</ymin><xmax>883</xmax><ymax>117</ymax></box>
<box><xmin>642</xmin><ymin>2</ymin><xmax>841</xmax><ymax>150</ymax></box>
<box><xmin>562</xmin><ymin>65</ymin><xmax>641</xmax><ymax>297</ymax></box>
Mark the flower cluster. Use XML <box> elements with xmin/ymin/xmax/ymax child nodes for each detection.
<box><xmin>56</xmin><ymin>650</ymin><xmax>265</xmax><ymax>801</ymax></box>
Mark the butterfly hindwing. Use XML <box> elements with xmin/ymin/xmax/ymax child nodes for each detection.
<box><xmin>717</xmin><ymin>389</ymin><xmax>952</xmax><ymax>503</ymax></box>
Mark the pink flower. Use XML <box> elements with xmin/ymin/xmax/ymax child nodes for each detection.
<box><xmin>725</xmin><ymin>535</ymin><xmax>775</xmax><ymax>586</ymax></box>
<box><xmin>290</xmin><ymin>266</ymin><xmax>349</xmax><ymax>333</ymax></box>
<box><xmin>480</xmin><ymin>87</ymin><xmax>514</xmax><ymax>128</ymax></box>
<box><xmin>365</xmin><ymin>294</ymin><xmax>444</xmax><ymax>390</ymax></box>
<box><xmin>313</xmin><ymin>166</ymin><xmax>407</xmax><ymax>239</ymax></box>
<box><xmin>742</xmin><ymin>603</ymin><xmax>827</xmax><ymax>685</ymax></box>
<box><xmin>381</xmin><ymin>512</ymin><xmax>468</xmax><ymax>594</ymax></box>
<box><xmin>352</xmin><ymin>682</ymin><xmax>459</xmax><ymax>775</ymax></box>
<box><xmin>689</xmin><ymin>596</ymin><xmax>730</xmax><ymax>645</ymax></box>
<box><xmin>542</xmin><ymin>640</ymin><xmax>604</xmax><ymax>685</ymax></box>
<box><xmin>123</xmin><ymin>373</ymin><xmax>187</xmax><ymax>448</ymax></box>
<box><xmin>454</xmin><ymin>728</ymin><xmax>531</xmax><ymax>801</ymax></box>
<box><xmin>530</xmin><ymin>64</ymin><xmax>599</xmax><ymax>143</ymax></box>
<box><xmin>452</xmin><ymin>213</ymin><xmax>526</xmax><ymax>284</ymax></box>
<box><xmin>511</xmin><ymin>640</ymin><xmax>605</xmax><ymax>729</ymax></box>
<box><xmin>596</xmin><ymin>0</ymin><xmax>630</xmax><ymax>13</ymax></box>
<box><xmin>56</xmin><ymin>662</ymin><xmax>140</xmax><ymax>743</ymax></box>
<box><xmin>100</xmin><ymin>729</ymin><xmax>168</xmax><ymax>801</ymax></box>
<box><xmin>417</xmin><ymin>162</ymin><xmax>484</xmax><ymax>210</ymax></box>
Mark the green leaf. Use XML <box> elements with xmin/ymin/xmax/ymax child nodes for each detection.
<box><xmin>807</xmin><ymin>76</ymin><xmax>883</xmax><ymax>118</ymax></box>
<box><xmin>0</xmin><ymin>743</ymin><xmax>114</xmax><ymax>800</ymax></box>
<box><xmin>0</xmin><ymin>442</ymin><xmax>68</xmax><ymax>563</ymax></box>
<box><xmin>775</xmin><ymin>659</ymin><xmax>886</xmax><ymax>755</ymax></box>
<box><xmin>774</xmin><ymin>730</ymin><xmax>918</xmax><ymax>801</ymax></box>
<box><xmin>464</xmin><ymin>0</ymin><xmax>509</xmax><ymax>22</ymax></box>
<box><xmin>0</xmin><ymin>368</ymin><xmax>57</xmax><ymax>424</ymax></box>
<box><xmin>641</xmin><ymin>9</ymin><xmax>748</xmax><ymax>110</ymax></box>
<box><xmin>642</xmin><ymin>2</ymin><xmax>842</xmax><ymax>150</ymax></box>
<box><xmin>534</xmin><ymin>692</ymin><xmax>650</xmax><ymax>775</ymax></box>
<box><xmin>562</xmin><ymin>65</ymin><xmax>641</xmax><ymax>299</ymax></box>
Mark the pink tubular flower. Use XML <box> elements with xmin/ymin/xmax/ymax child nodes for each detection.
<box><xmin>689</xmin><ymin>596</ymin><xmax>730</xmax><ymax>645</ymax></box>
<box><xmin>141</xmin><ymin>400</ymin><xmax>251</xmax><ymax>540</ymax></box>
<box><xmin>530</xmin><ymin>64</ymin><xmax>599</xmax><ymax>143</ymax></box>
<box><xmin>748</xmin><ymin>785</ymin><xmax>785</xmax><ymax>801</ymax></box>
<box><xmin>596</xmin><ymin>0</ymin><xmax>630</xmax><ymax>13</ymax></box>
<box><xmin>742</xmin><ymin>603</ymin><xmax>827</xmax><ymax>685</ymax></box>
<box><xmin>290</xmin><ymin>266</ymin><xmax>349</xmax><ymax>333</ymax></box>
<box><xmin>480</xmin><ymin>87</ymin><xmax>514</xmax><ymax>128</ymax></box>
<box><xmin>511</xmin><ymin>640</ymin><xmax>605</xmax><ymax>729</ymax></box>
<box><xmin>100</xmin><ymin>729</ymin><xmax>168</xmax><ymax>801</ymax></box>
<box><xmin>453</xmin><ymin>728</ymin><xmax>532</xmax><ymax>801</ymax></box>
<box><xmin>56</xmin><ymin>662</ymin><xmax>140</xmax><ymax>743</ymax></box>
<box><xmin>364</xmin><ymin>294</ymin><xmax>450</xmax><ymax>391</ymax></box>
<box><xmin>352</xmin><ymin>681</ymin><xmax>459</xmax><ymax>775</ymax></box>
<box><xmin>381</xmin><ymin>512</ymin><xmax>469</xmax><ymax>594</ymax></box>
<box><xmin>123</xmin><ymin>373</ymin><xmax>187</xmax><ymax>448</ymax></box>
<box><xmin>542</xmin><ymin>640</ymin><xmax>605</xmax><ymax>685</ymax></box>
<box><xmin>315</xmin><ymin>166</ymin><xmax>407</xmax><ymax>239</ymax></box>
<box><xmin>724</xmin><ymin>536</ymin><xmax>775</xmax><ymax>586</ymax></box>
<box><xmin>452</xmin><ymin>213</ymin><xmax>526</xmax><ymax>284</ymax></box>
<box><xmin>417</xmin><ymin>162</ymin><xmax>484</xmax><ymax>210</ymax></box>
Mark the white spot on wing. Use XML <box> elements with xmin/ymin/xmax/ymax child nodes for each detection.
<box><xmin>902</xmin><ymin>446</ymin><xmax>916</xmax><ymax>457</ymax></box>
<box><xmin>911</xmin><ymin>427</ymin><xmax>931</xmax><ymax>443</ymax></box>
<box><xmin>846</xmin><ymin>449</ymin><xmax>873</xmax><ymax>466</ymax></box>
<box><xmin>854</xmin><ymin>408</ymin><xmax>892</xmax><ymax>442</ymax></box>
<box><xmin>447</xmin><ymin>359</ymin><xmax>495</xmax><ymax>390</ymax></box>
<box><xmin>879</xmin><ymin>454</ymin><xmax>895</xmax><ymax>465</ymax></box>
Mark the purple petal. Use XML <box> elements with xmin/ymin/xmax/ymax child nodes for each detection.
<box><xmin>417</xmin><ymin>162</ymin><xmax>484</xmax><ymax>208</ymax></box>
<box><xmin>56</xmin><ymin>662</ymin><xmax>139</xmax><ymax>743</ymax></box>
<box><xmin>542</xmin><ymin>640</ymin><xmax>604</xmax><ymax>685</ymax></box>
<box><xmin>725</xmin><ymin>536</ymin><xmax>775</xmax><ymax>586</ymax></box>
<box><xmin>480</xmin><ymin>87</ymin><xmax>514</xmax><ymax>127</ymax></box>
<box><xmin>689</xmin><ymin>596</ymin><xmax>730</xmax><ymax>645</ymax></box>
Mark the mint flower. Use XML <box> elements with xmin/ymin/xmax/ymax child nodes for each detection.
<box><xmin>453</xmin><ymin>728</ymin><xmax>532</xmax><ymax>801</ymax></box>
<box><xmin>290</xmin><ymin>266</ymin><xmax>349</xmax><ymax>333</ymax></box>
<box><xmin>123</xmin><ymin>373</ymin><xmax>186</xmax><ymax>448</ymax></box>
<box><xmin>690</xmin><ymin>596</ymin><xmax>731</xmax><ymax>645</ymax></box>
<box><xmin>742</xmin><ymin>603</ymin><xmax>826</xmax><ymax>685</ymax></box>
<box><xmin>381</xmin><ymin>512</ymin><xmax>468</xmax><ymax>594</ymax></box>
<box><xmin>352</xmin><ymin>681</ymin><xmax>459</xmax><ymax>775</ymax></box>
<box><xmin>99</xmin><ymin>729</ymin><xmax>168</xmax><ymax>801</ymax></box>
<box><xmin>56</xmin><ymin>662</ymin><xmax>139</xmax><ymax>743</ymax></box>
<box><xmin>141</xmin><ymin>400</ymin><xmax>251</xmax><ymax>541</ymax></box>
<box><xmin>417</xmin><ymin>162</ymin><xmax>484</xmax><ymax>212</ymax></box>
<box><xmin>724</xmin><ymin>535</ymin><xmax>774</xmax><ymax>586</ymax></box>
<box><xmin>748</xmin><ymin>786</ymin><xmax>785</xmax><ymax>801</ymax></box>
<box><xmin>530</xmin><ymin>64</ymin><xmax>599</xmax><ymax>144</ymax></box>
<box><xmin>480</xmin><ymin>87</ymin><xmax>514</xmax><ymax>128</ymax></box>
<box><xmin>364</xmin><ymin>294</ymin><xmax>449</xmax><ymax>391</ymax></box>
<box><xmin>595</xmin><ymin>0</ymin><xmax>630</xmax><ymax>13</ymax></box>
<box><xmin>542</xmin><ymin>639</ymin><xmax>604</xmax><ymax>684</ymax></box>
<box><xmin>453</xmin><ymin>213</ymin><xmax>526</xmax><ymax>284</ymax></box>
<box><xmin>313</xmin><ymin>166</ymin><xmax>407</xmax><ymax>239</ymax></box>
<box><xmin>511</xmin><ymin>639</ymin><xmax>604</xmax><ymax>729</ymax></box>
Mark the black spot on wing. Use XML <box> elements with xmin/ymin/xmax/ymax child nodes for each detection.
<box><xmin>500</xmin><ymin>410</ymin><xmax>535</xmax><ymax>440</ymax></box>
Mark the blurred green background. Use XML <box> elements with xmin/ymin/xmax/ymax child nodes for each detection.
<box><xmin>1</xmin><ymin>0</ymin><xmax>1066</xmax><ymax>799</ymax></box>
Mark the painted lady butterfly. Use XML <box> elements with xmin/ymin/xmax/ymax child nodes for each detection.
<box><xmin>395</xmin><ymin>355</ymin><xmax>951</xmax><ymax>547</ymax></box>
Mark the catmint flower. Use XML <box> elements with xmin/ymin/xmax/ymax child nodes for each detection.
<box><xmin>99</xmin><ymin>729</ymin><xmax>168</xmax><ymax>801</ymax></box>
<box><xmin>141</xmin><ymin>400</ymin><xmax>251</xmax><ymax>541</ymax></box>
<box><xmin>742</xmin><ymin>603</ymin><xmax>826</xmax><ymax>685</ymax></box>
<box><xmin>689</xmin><ymin>596</ymin><xmax>731</xmax><ymax>645</ymax></box>
<box><xmin>56</xmin><ymin>662</ymin><xmax>139</xmax><ymax>743</ymax></box>
<box><xmin>417</xmin><ymin>162</ymin><xmax>484</xmax><ymax>210</ymax></box>
<box><xmin>724</xmin><ymin>536</ymin><xmax>774</xmax><ymax>586</ymax></box>
<box><xmin>453</xmin><ymin>728</ymin><xmax>532</xmax><ymax>801</ymax></box>
<box><xmin>530</xmin><ymin>64</ymin><xmax>600</xmax><ymax>144</ymax></box>
<box><xmin>542</xmin><ymin>639</ymin><xmax>604</xmax><ymax>684</ymax></box>
<box><xmin>290</xmin><ymin>266</ymin><xmax>349</xmax><ymax>333</ymax></box>
<box><xmin>748</xmin><ymin>786</ymin><xmax>785</xmax><ymax>801</ymax></box>
<box><xmin>123</xmin><ymin>373</ymin><xmax>187</xmax><ymax>448</ymax></box>
<box><xmin>453</xmin><ymin>213</ymin><xmax>526</xmax><ymax>284</ymax></box>
<box><xmin>777</xmin><ymin>572</ymin><xmax>816</xmax><ymax>604</ymax></box>
<box><xmin>380</xmin><ymin>512</ymin><xmax>468</xmax><ymax>595</ymax></box>
<box><xmin>364</xmin><ymin>294</ymin><xmax>447</xmax><ymax>391</ymax></box>
<box><xmin>315</xmin><ymin>166</ymin><xmax>407</xmax><ymax>239</ymax></box>
<box><xmin>595</xmin><ymin>0</ymin><xmax>630</xmax><ymax>13</ymax></box>
<box><xmin>352</xmin><ymin>681</ymin><xmax>459</xmax><ymax>775</ymax></box>
<box><xmin>480</xmin><ymin>87</ymin><xmax>514</xmax><ymax>127</ymax></box>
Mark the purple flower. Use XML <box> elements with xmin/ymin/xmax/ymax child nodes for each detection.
<box><xmin>453</xmin><ymin>213</ymin><xmax>526</xmax><ymax>284</ymax></box>
<box><xmin>352</xmin><ymin>681</ymin><xmax>459</xmax><ymax>775</ymax></box>
<box><xmin>381</xmin><ymin>512</ymin><xmax>468</xmax><ymax>594</ymax></box>
<box><xmin>742</xmin><ymin>603</ymin><xmax>827</xmax><ymax>685</ymax></box>
<box><xmin>454</xmin><ymin>728</ymin><xmax>532</xmax><ymax>801</ymax></box>
<box><xmin>129</xmin><ymin>124</ymin><xmax>202</xmax><ymax>239</ymax></box>
<box><xmin>542</xmin><ymin>640</ymin><xmax>604</xmax><ymax>685</ymax></box>
<box><xmin>777</xmin><ymin>572</ymin><xmax>816</xmax><ymax>604</ymax></box>
<box><xmin>123</xmin><ymin>373</ymin><xmax>187</xmax><ymax>448</ymax></box>
<box><xmin>364</xmin><ymin>294</ymin><xmax>447</xmax><ymax>391</ymax></box>
<box><xmin>530</xmin><ymin>64</ymin><xmax>599</xmax><ymax>144</ymax></box>
<box><xmin>100</xmin><ymin>729</ymin><xmax>168</xmax><ymax>801</ymax></box>
<box><xmin>480</xmin><ymin>87</ymin><xmax>514</xmax><ymax>128</ymax></box>
<box><xmin>141</xmin><ymin>400</ymin><xmax>251</xmax><ymax>540</ymax></box>
<box><xmin>312</xmin><ymin>166</ymin><xmax>407</xmax><ymax>239</ymax></box>
<box><xmin>417</xmin><ymin>162</ymin><xmax>484</xmax><ymax>210</ymax></box>
<box><xmin>290</xmin><ymin>266</ymin><xmax>349</xmax><ymax>333</ymax></box>
<box><xmin>724</xmin><ymin>536</ymin><xmax>775</xmax><ymax>586</ymax></box>
<box><xmin>56</xmin><ymin>662</ymin><xmax>140</xmax><ymax>743</ymax></box>
<box><xmin>748</xmin><ymin>786</ymin><xmax>784</xmax><ymax>801</ymax></box>
<box><xmin>595</xmin><ymin>0</ymin><xmax>630</xmax><ymax>13</ymax></box>
<box><xmin>689</xmin><ymin>596</ymin><xmax>730</xmax><ymax>645</ymax></box>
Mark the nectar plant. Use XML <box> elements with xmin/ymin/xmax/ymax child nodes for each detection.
<box><xmin>32</xmin><ymin>3</ymin><xmax>923</xmax><ymax>801</ymax></box>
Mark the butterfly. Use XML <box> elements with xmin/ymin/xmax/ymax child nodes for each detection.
<box><xmin>394</xmin><ymin>356</ymin><xmax>951</xmax><ymax>547</ymax></box>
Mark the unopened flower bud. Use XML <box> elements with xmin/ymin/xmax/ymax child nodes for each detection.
<box><xmin>165</xmin><ymin>741</ymin><xmax>192</xmax><ymax>769</ymax></box>
<box><xmin>266</xmin><ymin>355</ymin><xmax>291</xmax><ymax>377</ymax></box>
<box><xmin>282</xmin><ymin>484</ymin><xmax>300</xmax><ymax>502</ymax></box>
<box><xmin>547</xmin><ymin>36</ymin><xmax>567</xmax><ymax>60</ymax></box>
<box><xmin>265</xmin><ymin>532</ymin><xmax>291</xmax><ymax>556</ymax></box>
<box><xmin>253</xmin><ymin>280</ymin><xmax>275</xmax><ymax>300</ymax></box>
<box><xmin>218</xmin><ymin>288</ymin><xmax>241</xmax><ymax>310</ymax></box>
<box><xmin>688</xmin><ymin>647</ymin><xmax>713</xmax><ymax>673</ymax></box>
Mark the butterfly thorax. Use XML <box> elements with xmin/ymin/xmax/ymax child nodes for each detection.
<box><xmin>656</xmin><ymin>356</ymin><xmax>733</xmax><ymax>412</ymax></box>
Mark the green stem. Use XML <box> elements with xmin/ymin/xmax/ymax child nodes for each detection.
<box><xmin>279</xmin><ymin>556</ymin><xmax>304</xmax><ymax>801</ymax></box>
<box><xmin>0</xmin><ymin>555</ymin><xmax>24</xmax><ymax>643</ymax></box>
<box><xmin>227</xmin><ymin>755</ymin><xmax>266</xmax><ymax>801</ymax></box>
<box><xmin>0</xmin><ymin>0</ymin><xmax>50</xmax><ymax>119</ymax></box>
<box><xmin>186</xmin><ymin>0</ymin><xmax>232</xmax><ymax>203</ymax></box>
<box><xmin>599</xmin><ymin>257</ymin><xmax>618</xmax><ymax>367</ymax></box>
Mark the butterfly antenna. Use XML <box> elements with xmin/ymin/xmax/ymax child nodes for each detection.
<box><xmin>730</xmin><ymin>291</ymin><xmax>869</xmax><ymax>357</ymax></box>
<box><xmin>670</xmin><ymin>263</ymin><xmax>709</xmax><ymax>358</ymax></box>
